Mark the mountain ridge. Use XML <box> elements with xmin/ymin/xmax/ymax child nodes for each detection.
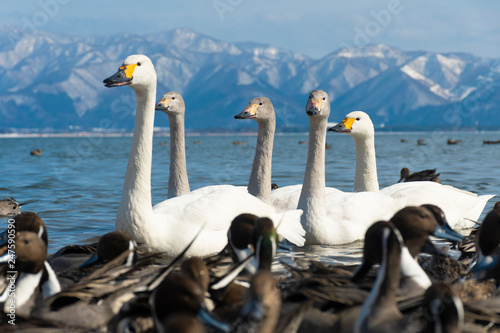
<box><xmin>0</xmin><ymin>27</ymin><xmax>498</xmax><ymax>132</ymax></box>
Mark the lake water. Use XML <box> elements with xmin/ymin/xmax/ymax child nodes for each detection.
<box><xmin>1</xmin><ymin>131</ymin><xmax>499</xmax><ymax>265</ymax></box>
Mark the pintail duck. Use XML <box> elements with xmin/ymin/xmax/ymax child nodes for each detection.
<box><xmin>355</xmin><ymin>224</ymin><xmax>464</xmax><ymax>333</ymax></box>
<box><xmin>353</xmin><ymin>206</ymin><xmax>463</xmax><ymax>287</ymax></box>
<box><xmin>398</xmin><ymin>167</ymin><xmax>441</xmax><ymax>184</ymax></box>
<box><xmin>0</xmin><ymin>232</ymin><xmax>60</xmax><ymax>316</ymax></box>
<box><xmin>0</xmin><ymin>212</ymin><xmax>48</xmax><ymax>249</ymax></box>
<box><xmin>472</xmin><ymin>202</ymin><xmax>500</xmax><ymax>282</ymax></box>
<box><xmin>79</xmin><ymin>231</ymin><xmax>136</xmax><ymax>269</ymax></box>
<box><xmin>151</xmin><ymin>261</ymin><xmax>230</xmax><ymax>333</ymax></box>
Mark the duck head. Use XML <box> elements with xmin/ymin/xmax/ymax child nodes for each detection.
<box><xmin>104</xmin><ymin>54</ymin><xmax>156</xmax><ymax>90</ymax></box>
<box><xmin>0</xmin><ymin>212</ymin><xmax>47</xmax><ymax>248</ymax></box>
<box><xmin>252</xmin><ymin>217</ymin><xmax>278</xmax><ymax>272</ymax></box>
<box><xmin>305</xmin><ymin>90</ymin><xmax>330</xmax><ymax>118</ymax></box>
<box><xmin>80</xmin><ymin>231</ymin><xmax>135</xmax><ymax>269</ymax></box>
<box><xmin>329</xmin><ymin>111</ymin><xmax>374</xmax><ymax>139</ymax></box>
<box><xmin>391</xmin><ymin>206</ymin><xmax>442</xmax><ymax>257</ymax></box>
<box><xmin>234</xmin><ymin>97</ymin><xmax>275</xmax><ymax>123</ymax></box>
<box><xmin>421</xmin><ymin>204</ymin><xmax>464</xmax><ymax>242</ymax></box>
<box><xmin>155</xmin><ymin>91</ymin><xmax>185</xmax><ymax>116</ymax></box>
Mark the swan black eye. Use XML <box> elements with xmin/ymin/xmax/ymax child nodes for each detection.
<box><xmin>171</xmin><ymin>97</ymin><xmax>175</xmax><ymax>100</ymax></box>
<box><xmin>137</xmin><ymin>62</ymin><xmax>142</xmax><ymax>66</ymax></box>
<box><xmin>356</xmin><ymin>117</ymin><xmax>360</xmax><ymax>121</ymax></box>
<box><xmin>323</xmin><ymin>97</ymin><xmax>326</xmax><ymax>100</ymax></box>
<box><xmin>259</xmin><ymin>103</ymin><xmax>263</xmax><ymax>105</ymax></box>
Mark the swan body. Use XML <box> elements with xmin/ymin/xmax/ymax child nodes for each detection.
<box><xmin>274</xmin><ymin>90</ymin><xmax>404</xmax><ymax>245</ymax></box>
<box><xmin>105</xmin><ymin>55</ymin><xmax>303</xmax><ymax>257</ymax></box>
<box><xmin>329</xmin><ymin>110</ymin><xmax>495</xmax><ymax>230</ymax></box>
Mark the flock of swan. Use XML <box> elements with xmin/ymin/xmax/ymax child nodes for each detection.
<box><xmin>104</xmin><ymin>54</ymin><xmax>494</xmax><ymax>257</ymax></box>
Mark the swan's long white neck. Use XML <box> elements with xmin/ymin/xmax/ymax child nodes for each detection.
<box><xmin>167</xmin><ymin>113</ymin><xmax>190</xmax><ymax>198</ymax></box>
<box><xmin>116</xmin><ymin>85</ymin><xmax>156</xmax><ymax>239</ymax></box>
<box><xmin>297</xmin><ymin>116</ymin><xmax>327</xmax><ymax>244</ymax></box>
<box><xmin>248</xmin><ymin>117</ymin><xmax>275</xmax><ymax>204</ymax></box>
<box><xmin>353</xmin><ymin>134</ymin><xmax>379</xmax><ymax>192</ymax></box>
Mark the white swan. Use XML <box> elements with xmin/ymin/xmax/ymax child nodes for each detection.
<box><xmin>271</xmin><ymin>90</ymin><xmax>404</xmax><ymax>245</ymax></box>
<box><xmin>104</xmin><ymin>55</ymin><xmax>303</xmax><ymax>256</ymax></box>
<box><xmin>329</xmin><ymin>110</ymin><xmax>495</xmax><ymax>229</ymax></box>
<box><xmin>155</xmin><ymin>91</ymin><xmax>190</xmax><ymax>198</ymax></box>
<box><xmin>234</xmin><ymin>97</ymin><xmax>275</xmax><ymax>204</ymax></box>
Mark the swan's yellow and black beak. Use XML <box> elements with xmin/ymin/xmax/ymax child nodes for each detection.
<box><xmin>155</xmin><ymin>97</ymin><xmax>172</xmax><ymax>111</ymax></box>
<box><xmin>103</xmin><ymin>64</ymin><xmax>137</xmax><ymax>87</ymax></box>
<box><xmin>235</xmin><ymin>103</ymin><xmax>258</xmax><ymax>119</ymax></box>
<box><xmin>329</xmin><ymin>117</ymin><xmax>355</xmax><ymax>133</ymax></box>
<box><xmin>306</xmin><ymin>98</ymin><xmax>323</xmax><ymax>116</ymax></box>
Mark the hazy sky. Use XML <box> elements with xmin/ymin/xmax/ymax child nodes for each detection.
<box><xmin>2</xmin><ymin>1</ymin><xmax>499</xmax><ymax>59</ymax></box>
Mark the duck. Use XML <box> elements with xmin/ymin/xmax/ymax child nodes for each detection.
<box><xmin>0</xmin><ymin>231</ymin><xmax>61</xmax><ymax>316</ymax></box>
<box><xmin>271</xmin><ymin>90</ymin><xmax>404</xmax><ymax>245</ymax></box>
<box><xmin>0</xmin><ymin>211</ymin><xmax>48</xmax><ymax>249</ymax></box>
<box><xmin>0</xmin><ymin>198</ymin><xmax>22</xmax><ymax>216</ymax></box>
<box><xmin>398</xmin><ymin>167</ymin><xmax>441</xmax><ymax>183</ymax></box>
<box><xmin>79</xmin><ymin>231</ymin><xmax>136</xmax><ymax>269</ymax></box>
<box><xmin>104</xmin><ymin>55</ymin><xmax>304</xmax><ymax>257</ymax></box>
<box><xmin>353</xmin><ymin>206</ymin><xmax>464</xmax><ymax>294</ymax></box>
<box><xmin>151</xmin><ymin>265</ymin><xmax>230</xmax><ymax>333</ymax></box>
<box><xmin>32</xmin><ymin>243</ymin><xmax>163</xmax><ymax>331</ymax></box>
<box><xmin>354</xmin><ymin>223</ymin><xmax>464</xmax><ymax>333</ymax></box>
<box><xmin>351</xmin><ymin>220</ymin><xmax>432</xmax><ymax>298</ymax></box>
<box><xmin>155</xmin><ymin>91</ymin><xmax>190</xmax><ymax>198</ymax></box>
<box><xmin>471</xmin><ymin>202</ymin><xmax>500</xmax><ymax>280</ymax></box>
<box><xmin>233</xmin><ymin>271</ymin><xmax>281</xmax><ymax>333</ymax></box>
<box><xmin>329</xmin><ymin>111</ymin><xmax>495</xmax><ymax>230</ymax></box>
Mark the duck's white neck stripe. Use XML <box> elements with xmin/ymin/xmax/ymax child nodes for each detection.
<box><xmin>4</xmin><ymin>271</ymin><xmax>43</xmax><ymax>312</ymax></box>
<box><xmin>400</xmin><ymin>246</ymin><xmax>431</xmax><ymax>289</ymax></box>
<box><xmin>355</xmin><ymin>227</ymin><xmax>391</xmax><ymax>333</ymax></box>
<box><xmin>42</xmin><ymin>261</ymin><xmax>61</xmax><ymax>298</ymax></box>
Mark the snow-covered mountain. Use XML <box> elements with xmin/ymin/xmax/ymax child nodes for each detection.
<box><xmin>0</xmin><ymin>27</ymin><xmax>498</xmax><ymax>131</ymax></box>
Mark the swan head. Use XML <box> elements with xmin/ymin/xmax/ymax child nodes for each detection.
<box><xmin>103</xmin><ymin>54</ymin><xmax>156</xmax><ymax>90</ymax></box>
<box><xmin>305</xmin><ymin>90</ymin><xmax>330</xmax><ymax>118</ymax></box>
<box><xmin>329</xmin><ymin>111</ymin><xmax>374</xmax><ymax>139</ymax></box>
<box><xmin>155</xmin><ymin>92</ymin><xmax>185</xmax><ymax>116</ymax></box>
<box><xmin>235</xmin><ymin>97</ymin><xmax>275</xmax><ymax>123</ymax></box>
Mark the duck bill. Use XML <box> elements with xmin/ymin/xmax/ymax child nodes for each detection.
<box><xmin>329</xmin><ymin>118</ymin><xmax>355</xmax><ymax>133</ymax></box>
<box><xmin>434</xmin><ymin>224</ymin><xmax>464</xmax><ymax>242</ymax></box>
<box><xmin>473</xmin><ymin>254</ymin><xmax>497</xmax><ymax>273</ymax></box>
<box><xmin>198</xmin><ymin>307</ymin><xmax>231</xmax><ymax>332</ymax></box>
<box><xmin>79</xmin><ymin>252</ymin><xmax>100</xmax><ymax>269</ymax></box>
<box><xmin>103</xmin><ymin>64</ymin><xmax>136</xmax><ymax>87</ymax></box>
<box><xmin>235</xmin><ymin>104</ymin><xmax>258</xmax><ymax>119</ymax></box>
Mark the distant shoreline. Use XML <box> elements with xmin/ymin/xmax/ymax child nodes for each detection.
<box><xmin>1</xmin><ymin>129</ymin><xmax>500</xmax><ymax>139</ymax></box>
